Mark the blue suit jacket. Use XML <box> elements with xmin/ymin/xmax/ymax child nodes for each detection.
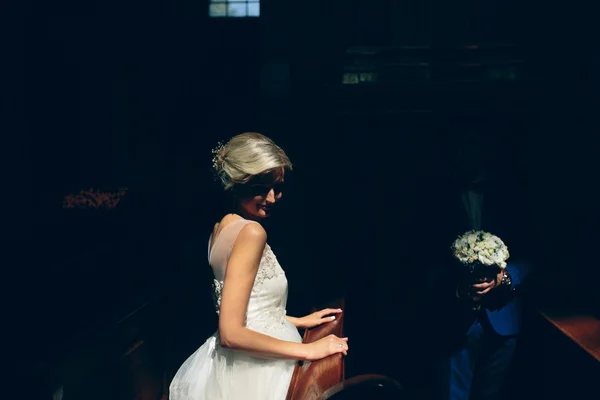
<box><xmin>485</xmin><ymin>262</ymin><xmax>531</xmax><ymax>336</ymax></box>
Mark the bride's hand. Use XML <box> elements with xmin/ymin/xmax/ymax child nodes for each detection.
<box><xmin>305</xmin><ymin>334</ymin><xmax>348</xmax><ymax>360</ymax></box>
<box><xmin>299</xmin><ymin>308</ymin><xmax>343</xmax><ymax>329</ymax></box>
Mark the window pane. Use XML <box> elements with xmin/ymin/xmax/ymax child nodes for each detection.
<box><xmin>248</xmin><ymin>3</ymin><xmax>260</xmax><ymax>17</ymax></box>
<box><xmin>210</xmin><ymin>0</ymin><xmax>226</xmax><ymax>3</ymax></box>
<box><xmin>209</xmin><ymin>3</ymin><xmax>227</xmax><ymax>17</ymax></box>
<box><xmin>227</xmin><ymin>3</ymin><xmax>247</xmax><ymax>17</ymax></box>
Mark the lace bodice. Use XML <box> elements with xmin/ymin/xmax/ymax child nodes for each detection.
<box><xmin>208</xmin><ymin>219</ymin><xmax>289</xmax><ymax>334</ymax></box>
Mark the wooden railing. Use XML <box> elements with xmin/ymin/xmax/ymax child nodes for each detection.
<box><xmin>540</xmin><ymin>310</ymin><xmax>600</xmax><ymax>362</ymax></box>
<box><xmin>286</xmin><ymin>298</ymin><xmax>402</xmax><ymax>400</ymax></box>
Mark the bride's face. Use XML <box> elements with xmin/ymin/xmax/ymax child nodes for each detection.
<box><xmin>236</xmin><ymin>169</ymin><xmax>285</xmax><ymax>220</ymax></box>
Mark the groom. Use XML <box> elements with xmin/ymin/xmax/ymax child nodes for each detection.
<box><xmin>414</xmin><ymin>126</ymin><xmax>532</xmax><ymax>400</ymax></box>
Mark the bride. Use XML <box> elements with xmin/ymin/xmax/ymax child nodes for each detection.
<box><xmin>169</xmin><ymin>132</ymin><xmax>349</xmax><ymax>400</ymax></box>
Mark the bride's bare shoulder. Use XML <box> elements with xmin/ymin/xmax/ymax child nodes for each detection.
<box><xmin>220</xmin><ymin>213</ymin><xmax>245</xmax><ymax>226</ymax></box>
<box><xmin>213</xmin><ymin>214</ymin><xmax>246</xmax><ymax>235</ymax></box>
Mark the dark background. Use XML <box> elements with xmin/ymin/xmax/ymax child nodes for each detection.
<box><xmin>3</xmin><ymin>0</ymin><xmax>599</xmax><ymax>397</ymax></box>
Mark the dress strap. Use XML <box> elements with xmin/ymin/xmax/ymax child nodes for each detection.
<box><xmin>208</xmin><ymin>218</ymin><xmax>260</xmax><ymax>268</ymax></box>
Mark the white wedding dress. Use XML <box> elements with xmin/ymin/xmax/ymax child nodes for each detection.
<box><xmin>169</xmin><ymin>218</ymin><xmax>302</xmax><ymax>400</ymax></box>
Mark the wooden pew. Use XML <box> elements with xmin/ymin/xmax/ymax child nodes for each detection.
<box><xmin>512</xmin><ymin>305</ymin><xmax>600</xmax><ymax>400</ymax></box>
<box><xmin>286</xmin><ymin>298</ymin><xmax>403</xmax><ymax>400</ymax></box>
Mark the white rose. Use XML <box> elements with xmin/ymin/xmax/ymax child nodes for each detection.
<box><xmin>484</xmin><ymin>239</ymin><xmax>495</xmax><ymax>249</ymax></box>
<box><xmin>478</xmin><ymin>252</ymin><xmax>494</xmax><ymax>266</ymax></box>
<box><xmin>491</xmin><ymin>253</ymin><xmax>504</xmax><ymax>266</ymax></box>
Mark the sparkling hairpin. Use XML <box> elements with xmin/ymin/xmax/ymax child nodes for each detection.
<box><xmin>211</xmin><ymin>141</ymin><xmax>225</xmax><ymax>171</ymax></box>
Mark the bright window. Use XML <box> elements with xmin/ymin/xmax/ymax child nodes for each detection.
<box><xmin>209</xmin><ymin>0</ymin><xmax>260</xmax><ymax>18</ymax></box>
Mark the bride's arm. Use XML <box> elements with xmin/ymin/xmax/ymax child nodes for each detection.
<box><xmin>218</xmin><ymin>224</ymin><xmax>321</xmax><ymax>360</ymax></box>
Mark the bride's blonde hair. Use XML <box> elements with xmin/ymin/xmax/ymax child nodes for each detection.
<box><xmin>212</xmin><ymin>132</ymin><xmax>292</xmax><ymax>191</ymax></box>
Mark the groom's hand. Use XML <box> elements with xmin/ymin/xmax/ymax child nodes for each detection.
<box><xmin>471</xmin><ymin>271</ymin><xmax>504</xmax><ymax>299</ymax></box>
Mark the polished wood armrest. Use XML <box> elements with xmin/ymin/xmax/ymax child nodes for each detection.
<box><xmin>286</xmin><ymin>298</ymin><xmax>345</xmax><ymax>400</ymax></box>
<box><xmin>286</xmin><ymin>298</ymin><xmax>402</xmax><ymax>400</ymax></box>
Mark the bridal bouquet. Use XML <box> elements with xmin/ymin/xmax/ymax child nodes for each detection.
<box><xmin>451</xmin><ymin>230</ymin><xmax>510</xmax><ymax>310</ymax></box>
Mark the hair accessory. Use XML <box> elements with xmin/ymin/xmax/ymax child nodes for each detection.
<box><xmin>211</xmin><ymin>141</ymin><xmax>226</xmax><ymax>171</ymax></box>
